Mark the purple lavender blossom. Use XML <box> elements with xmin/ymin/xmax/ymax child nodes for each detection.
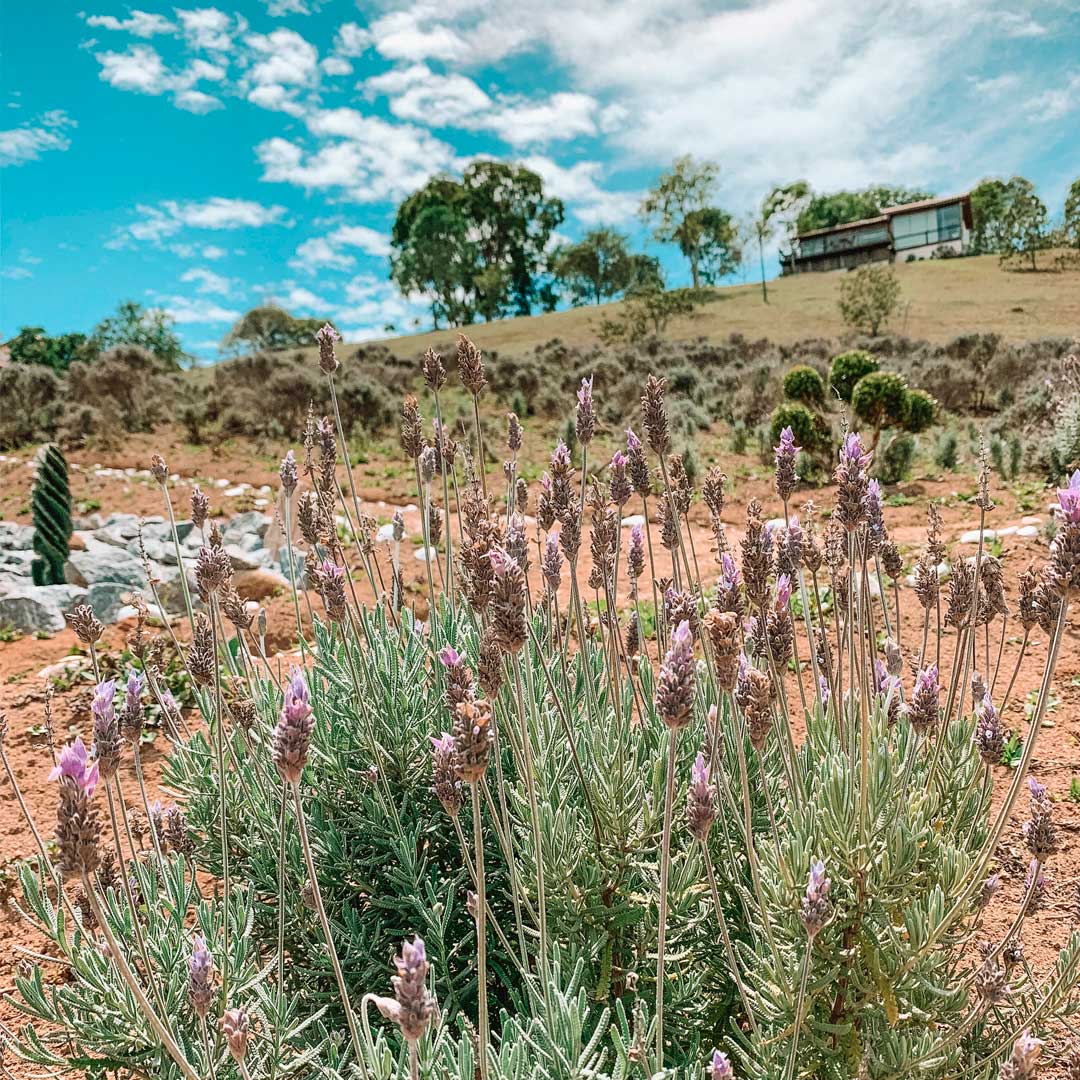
<box><xmin>626</xmin><ymin>428</ymin><xmax>642</xmax><ymax>454</ymax></box>
<box><xmin>978</xmin><ymin>873</ymin><xmax>1001</xmax><ymax>909</ymax></box>
<box><xmin>439</xmin><ymin>645</ymin><xmax>463</xmax><ymax>669</ymax></box>
<box><xmin>800</xmin><ymin>858</ymin><xmax>831</xmax><ymax>937</ymax></box>
<box><xmin>720</xmin><ymin>552</ymin><xmax>741</xmax><ymax>588</ymax></box>
<box><xmin>710</xmin><ymin>1049</ymin><xmax>735</xmax><ymax>1079</ymax></box>
<box><xmin>1056</xmin><ymin>470</ymin><xmax>1080</xmax><ymax>524</ymax></box>
<box><xmin>551</xmin><ymin>441</ymin><xmax>572</xmax><ymax>471</ymax></box>
<box><xmin>818</xmin><ymin>675</ymin><xmax>831</xmax><ymax>708</ymax></box>
<box><xmin>774</xmin><ymin>574</ymin><xmax>792</xmax><ymax>612</ymax></box>
<box><xmin>124</xmin><ymin>670</ymin><xmax>145</xmax><ymax>709</ymax></box>
<box><xmin>841</xmin><ymin>432</ymin><xmax>868</xmax><ymax>466</ymax></box>
<box><xmin>49</xmin><ymin>737</ymin><xmax>99</xmax><ymax>796</ymax></box>
<box><xmin>91</xmin><ymin>679</ymin><xmax>117</xmax><ymax>721</ymax></box>
<box><xmin>775</xmin><ymin>425</ymin><xmax>800</xmax><ymax>459</ymax></box>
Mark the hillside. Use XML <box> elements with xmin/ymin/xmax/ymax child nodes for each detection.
<box><xmin>349</xmin><ymin>254</ymin><xmax>1080</xmax><ymax>360</ymax></box>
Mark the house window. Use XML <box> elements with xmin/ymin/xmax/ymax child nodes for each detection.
<box><xmin>893</xmin><ymin>203</ymin><xmax>963</xmax><ymax>250</ymax></box>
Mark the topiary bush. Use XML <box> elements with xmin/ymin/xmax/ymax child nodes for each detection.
<box><xmin>30</xmin><ymin>443</ymin><xmax>72</xmax><ymax>586</ymax></box>
<box><xmin>829</xmin><ymin>349</ymin><xmax>879</xmax><ymax>402</ymax></box>
<box><xmin>874</xmin><ymin>430</ymin><xmax>917</xmax><ymax>484</ymax></box>
<box><xmin>851</xmin><ymin>371</ymin><xmax>911</xmax><ymax>447</ymax></box>
<box><xmin>905</xmin><ymin>387</ymin><xmax>938</xmax><ymax>433</ymax></box>
<box><xmin>782</xmin><ymin>365</ymin><xmax>825</xmax><ymax>406</ymax></box>
<box><xmin>769</xmin><ymin>401</ymin><xmax>818</xmax><ymax>452</ymax></box>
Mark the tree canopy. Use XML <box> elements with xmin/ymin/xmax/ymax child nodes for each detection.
<box><xmin>8</xmin><ymin>327</ymin><xmax>97</xmax><ymax>372</ymax></box>
<box><xmin>551</xmin><ymin>229</ymin><xmax>662</xmax><ymax>306</ymax></box>
<box><xmin>970</xmin><ymin>176</ymin><xmax>1050</xmax><ymax>268</ymax></box>
<box><xmin>390</xmin><ymin>161</ymin><xmax>564</xmax><ymax>327</ymax></box>
<box><xmin>222</xmin><ymin>304</ymin><xmax>324</xmax><ymax>355</ymax></box>
<box><xmin>752</xmin><ymin>181</ymin><xmax>810</xmax><ymax>302</ymax></box>
<box><xmin>795</xmin><ymin>185</ymin><xmax>934</xmax><ymax>234</ymax></box>
<box><xmin>92</xmin><ymin>300</ymin><xmax>186</xmax><ymax>368</ymax></box>
<box><xmin>639</xmin><ymin>156</ymin><xmax>741</xmax><ymax>288</ymax></box>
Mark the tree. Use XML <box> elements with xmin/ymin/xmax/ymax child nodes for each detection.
<box><xmin>970</xmin><ymin>178</ymin><xmax>1012</xmax><ymax>254</ymax></box>
<box><xmin>640</xmin><ymin>156</ymin><xmax>741</xmax><ymax>288</ymax></box>
<box><xmin>8</xmin><ymin>327</ymin><xmax>97</xmax><ymax>372</ymax></box>
<box><xmin>390</xmin><ymin>161</ymin><xmax>564</xmax><ymax>326</ymax></box>
<box><xmin>838</xmin><ymin>266</ymin><xmax>901</xmax><ymax>335</ymax></box>
<box><xmin>222</xmin><ymin>304</ymin><xmax>325</xmax><ymax>355</ymax></box>
<box><xmin>552</xmin><ymin>229</ymin><xmax>661</xmax><ymax>306</ymax></box>
<box><xmin>752</xmin><ymin>181</ymin><xmax>810</xmax><ymax>303</ymax></box>
<box><xmin>596</xmin><ymin>285</ymin><xmax>700</xmax><ymax>344</ymax></box>
<box><xmin>796</xmin><ymin>184</ymin><xmax>934</xmax><ymax>234</ymax></box>
<box><xmin>1000</xmin><ymin>177</ymin><xmax>1049</xmax><ymax>270</ymax></box>
<box><xmin>92</xmin><ymin>300</ymin><xmax>186</xmax><ymax>368</ymax></box>
<box><xmin>1061</xmin><ymin>178</ymin><xmax>1080</xmax><ymax>248</ymax></box>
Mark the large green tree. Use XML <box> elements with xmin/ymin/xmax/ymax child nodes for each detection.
<box><xmin>639</xmin><ymin>156</ymin><xmax>741</xmax><ymax>288</ymax></box>
<box><xmin>795</xmin><ymin>184</ymin><xmax>934</xmax><ymax>234</ymax></box>
<box><xmin>552</xmin><ymin>229</ymin><xmax>661</xmax><ymax>306</ymax></box>
<box><xmin>221</xmin><ymin>304</ymin><xmax>325</xmax><ymax>355</ymax></box>
<box><xmin>999</xmin><ymin>177</ymin><xmax>1050</xmax><ymax>269</ymax></box>
<box><xmin>752</xmin><ymin>181</ymin><xmax>810</xmax><ymax>303</ymax></box>
<box><xmin>8</xmin><ymin>327</ymin><xmax>97</xmax><ymax>372</ymax></box>
<box><xmin>1061</xmin><ymin>177</ymin><xmax>1080</xmax><ymax>249</ymax></box>
<box><xmin>390</xmin><ymin>161</ymin><xmax>564</xmax><ymax>326</ymax></box>
<box><xmin>970</xmin><ymin>178</ymin><xmax>1012</xmax><ymax>254</ymax></box>
<box><xmin>92</xmin><ymin>300</ymin><xmax>186</xmax><ymax>368</ymax></box>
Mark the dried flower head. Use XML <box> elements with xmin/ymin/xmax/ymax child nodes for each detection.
<box><xmin>400</xmin><ymin>394</ymin><xmax>423</xmax><ymax>460</ymax></box>
<box><xmin>272</xmin><ymin>668</ymin><xmax>315</xmax><ymax>785</ymax></box>
<box><xmin>279</xmin><ymin>449</ymin><xmax>298</xmax><ymax>497</ymax></box>
<box><xmin>575</xmin><ymin>376</ymin><xmax>596</xmax><ymax>445</ymax></box>
<box><xmin>422</xmin><ymin>347</ymin><xmax>446</xmax><ymax>391</ymax></box>
<box><xmin>978</xmin><ymin>873</ymin><xmax>1001</xmax><ymax>910</ymax></box>
<box><xmin>119</xmin><ymin>669</ymin><xmax>145</xmax><ymax>744</ymax></box>
<box><xmin>1022</xmin><ymin>776</ymin><xmax>1055</xmax><ymax>860</ymax></box>
<box><xmin>150</xmin><ymin>452</ymin><xmax>168</xmax><ymax>484</ymax></box>
<box><xmin>316</xmin><ymin>322</ymin><xmax>341</xmax><ymax>375</ymax></box>
<box><xmin>190</xmin><ymin>486</ymin><xmax>209</xmax><ymax>530</ymax></box>
<box><xmin>188</xmin><ymin>612</ymin><xmax>216</xmax><ymax>686</ymax></box>
<box><xmin>975</xmin><ymin>699</ymin><xmax>1004</xmax><ymax>764</ymax></box>
<box><xmin>906</xmin><ymin>664</ymin><xmax>941</xmax><ymax>738</ymax></box>
<box><xmin>457</xmin><ymin>334</ymin><xmax>486</xmax><ymax>395</ymax></box>
<box><xmin>453</xmin><ymin>697</ymin><xmax>493</xmax><ymax>783</ymax></box>
<box><xmin>974</xmin><ymin>955</ymin><xmax>1009</xmax><ymax>1007</ymax></box>
<box><xmin>625</xmin><ymin>428</ymin><xmax>651</xmax><ymax>497</ymax></box>
<box><xmin>609</xmin><ymin>450</ymin><xmax>631</xmax><ymax>507</ymax></box>
<box><xmin>541</xmin><ymin>531</ymin><xmax>563</xmax><ymax>592</ymax></box>
<box><xmin>774</xmin><ymin>425</ymin><xmax>800</xmax><ymax>502</ymax></box>
<box><xmin>431</xmin><ymin>732</ymin><xmax>462</xmax><ymax>817</ymax></box>
<box><xmin>66</xmin><ymin>603</ymin><xmax>104</xmax><ymax>645</ymax></box>
<box><xmin>373</xmin><ymin>936</ymin><xmax>435</xmax><ymax>1044</ymax></box>
<box><xmin>316</xmin><ymin>558</ymin><xmax>349</xmax><ymax>623</ymax></box>
<box><xmin>641</xmin><ymin>376</ymin><xmax>669</xmax><ymax>456</ymax></box>
<box><xmin>705</xmin><ymin>609</ymin><xmax>740</xmax><ymax>691</ymax></box>
<box><xmin>998</xmin><ymin>1032</ymin><xmax>1042</xmax><ymax>1080</ymax></box>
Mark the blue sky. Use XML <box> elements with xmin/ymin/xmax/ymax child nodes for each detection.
<box><xmin>2</xmin><ymin>1</ymin><xmax>1078</xmax><ymax>361</ymax></box>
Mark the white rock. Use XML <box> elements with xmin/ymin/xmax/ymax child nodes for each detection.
<box><xmin>1021</xmin><ymin>516</ymin><xmax>1042</xmax><ymax>525</ymax></box>
<box><xmin>65</xmin><ymin>548</ymin><xmax>146</xmax><ymax>588</ymax></box>
<box><xmin>0</xmin><ymin>583</ymin><xmax>88</xmax><ymax>634</ymax></box>
<box><xmin>255</xmin><ymin>498</ymin><xmax>269</xmax><ymax>508</ymax></box>
<box><xmin>996</xmin><ymin>526</ymin><xmax>1018</xmax><ymax>537</ymax></box>
<box><xmin>224</xmin><ymin>485</ymin><xmax>248</xmax><ymax>497</ymax></box>
<box><xmin>0</xmin><ymin>521</ymin><xmax>35</xmax><ymax>550</ymax></box>
<box><xmin>377</xmin><ymin>523</ymin><xmax>397</xmax><ymax>543</ymax></box>
<box><xmin>214</xmin><ymin>478</ymin><xmax>230</xmax><ymax>489</ymax></box>
<box><xmin>258</xmin><ymin>485</ymin><xmax>271</xmax><ymax>494</ymax></box>
<box><xmin>1017</xmin><ymin>525</ymin><xmax>1040</xmax><ymax>538</ymax></box>
<box><xmin>621</xmin><ymin>514</ymin><xmax>646</xmax><ymax>528</ymax></box>
<box><xmin>38</xmin><ymin>655</ymin><xmax>91</xmax><ymax>680</ymax></box>
<box><xmin>225</xmin><ymin>545</ymin><xmax>266</xmax><ymax>571</ymax></box>
<box><xmin>414</xmin><ymin>546</ymin><xmax>438</xmax><ymax>562</ymax></box>
<box><xmin>959</xmin><ymin>529</ymin><xmax>997</xmax><ymax>544</ymax></box>
<box><xmin>114</xmin><ymin>603</ymin><xmax>169</xmax><ymax>624</ymax></box>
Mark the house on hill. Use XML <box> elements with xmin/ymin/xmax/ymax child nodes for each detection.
<box><xmin>781</xmin><ymin>193</ymin><xmax>973</xmax><ymax>274</ymax></box>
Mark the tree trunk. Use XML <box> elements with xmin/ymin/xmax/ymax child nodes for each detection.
<box><xmin>758</xmin><ymin>235</ymin><xmax>769</xmax><ymax>304</ymax></box>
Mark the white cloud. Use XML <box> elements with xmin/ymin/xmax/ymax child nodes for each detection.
<box><xmin>369</xmin><ymin>10</ymin><xmax>469</xmax><ymax>62</ymax></box>
<box><xmin>170</xmin><ymin>242</ymin><xmax>230</xmax><ymax>259</ymax></box>
<box><xmin>522</xmin><ymin>156</ymin><xmax>639</xmax><ymax>224</ymax></box>
<box><xmin>1</xmin><ymin>266</ymin><xmax>34</xmax><ymax>280</ymax></box>
<box><xmin>0</xmin><ymin>110</ymin><xmax>75</xmax><ymax>166</ymax></box>
<box><xmin>243</xmin><ymin>26</ymin><xmax>320</xmax><ymax>116</ymax></box>
<box><xmin>164</xmin><ymin>295</ymin><xmax>241</xmax><ymax>324</ymax></box>
<box><xmin>113</xmin><ymin>197</ymin><xmax>289</xmax><ymax>246</ymax></box>
<box><xmin>290</xmin><ymin>224</ymin><xmax>391</xmax><ymax>271</ymax></box>
<box><xmin>258</xmin><ymin>107</ymin><xmax>459</xmax><ymax>202</ymax></box>
<box><xmin>332</xmin><ymin>273</ymin><xmax>424</xmax><ymax>337</ymax></box>
<box><xmin>482</xmin><ymin>92</ymin><xmax>597</xmax><ymax>145</ymax></box>
<box><xmin>176</xmin><ymin>88</ymin><xmax>224</xmax><ymax>113</ymax></box>
<box><xmin>176</xmin><ymin>8</ymin><xmax>238</xmax><ymax>53</ymax></box>
<box><xmin>84</xmin><ymin>10</ymin><xmax>176</xmax><ymax>36</ymax></box>
<box><xmin>1026</xmin><ymin>72</ymin><xmax>1080</xmax><ymax>123</ymax></box>
<box><xmin>334</xmin><ymin>22</ymin><xmax>371</xmax><ymax>57</ymax></box>
<box><xmin>321</xmin><ymin>56</ymin><xmax>353</xmax><ymax>76</ymax></box>
<box><xmin>180</xmin><ymin>266</ymin><xmax>236</xmax><ymax>295</ymax></box>
<box><xmin>94</xmin><ymin>44</ymin><xmax>226</xmax><ymax>110</ymax></box>
<box><xmin>999</xmin><ymin>12</ymin><xmax>1047</xmax><ymax>38</ymax></box>
<box><xmin>263</xmin><ymin>0</ymin><xmax>320</xmax><ymax>15</ymax></box>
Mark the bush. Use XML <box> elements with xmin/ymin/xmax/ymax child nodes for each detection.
<box><xmin>0</xmin><ymin>363</ymin><xmax>62</xmax><ymax>449</ymax></box>
<box><xmin>874</xmin><ymin>431</ymin><xmax>916</xmax><ymax>484</ymax></box>
<box><xmin>769</xmin><ymin>401</ymin><xmax>819</xmax><ymax>451</ymax></box>
<box><xmin>838</xmin><ymin>263</ymin><xmax>901</xmax><ymax>334</ymax></box>
<box><xmin>782</xmin><ymin>364</ymin><xmax>826</xmax><ymax>406</ymax></box>
<box><xmin>851</xmin><ymin>370</ymin><xmax>911</xmax><ymax>438</ymax></box>
<box><xmin>934</xmin><ymin>430</ymin><xmax>959</xmax><ymax>470</ymax></box>
<box><xmin>829</xmin><ymin>349</ymin><xmax>878</xmax><ymax>402</ymax></box>
<box><xmin>8</xmin><ymin>353</ymin><xmax>1080</xmax><ymax>1080</ymax></box>
<box><xmin>905</xmin><ymin>387</ymin><xmax>937</xmax><ymax>433</ymax></box>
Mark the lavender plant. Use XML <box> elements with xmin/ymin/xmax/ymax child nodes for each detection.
<box><xmin>4</xmin><ymin>340</ymin><xmax>1080</xmax><ymax>1080</ymax></box>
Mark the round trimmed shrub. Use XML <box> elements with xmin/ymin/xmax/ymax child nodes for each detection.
<box><xmin>905</xmin><ymin>388</ymin><xmax>937</xmax><ymax>433</ymax></box>
<box><xmin>851</xmin><ymin>371</ymin><xmax>910</xmax><ymax>432</ymax></box>
<box><xmin>769</xmin><ymin>401</ymin><xmax>818</xmax><ymax>451</ymax></box>
<box><xmin>830</xmin><ymin>349</ymin><xmax>879</xmax><ymax>402</ymax></box>
<box><xmin>782</xmin><ymin>365</ymin><xmax>826</xmax><ymax>406</ymax></box>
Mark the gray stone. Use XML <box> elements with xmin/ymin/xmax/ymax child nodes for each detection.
<box><xmin>91</xmin><ymin>524</ymin><xmax>139</xmax><ymax>549</ymax></box>
<box><xmin>0</xmin><ymin>522</ymin><xmax>34</xmax><ymax>550</ymax></box>
<box><xmin>154</xmin><ymin>563</ymin><xmax>199</xmax><ymax>612</ymax></box>
<box><xmin>114</xmin><ymin>602</ymin><xmax>169</xmax><ymax>624</ymax></box>
<box><xmin>235</xmin><ymin>531</ymin><xmax>264</xmax><ymax>554</ymax></box>
<box><xmin>222</xmin><ymin>511</ymin><xmax>272</xmax><ymax>544</ymax></box>
<box><xmin>87</xmin><ymin>582</ymin><xmax>138</xmax><ymax>622</ymax></box>
<box><xmin>139</xmin><ymin>518</ymin><xmax>195</xmax><ymax>543</ymax></box>
<box><xmin>65</xmin><ymin>548</ymin><xmax>146</xmax><ymax>588</ymax></box>
<box><xmin>0</xmin><ymin>583</ymin><xmax>88</xmax><ymax>634</ymax></box>
<box><xmin>225</xmin><ymin>544</ymin><xmax>267</xmax><ymax>571</ymax></box>
<box><xmin>0</xmin><ymin>550</ymin><xmax>35</xmax><ymax>576</ymax></box>
<box><xmin>125</xmin><ymin>537</ymin><xmax>176</xmax><ymax>565</ymax></box>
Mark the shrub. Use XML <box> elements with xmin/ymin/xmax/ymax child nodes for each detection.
<box><xmin>838</xmin><ymin>263</ymin><xmax>901</xmax><ymax>334</ymax></box>
<box><xmin>829</xmin><ymin>349</ymin><xmax>878</xmax><ymax>402</ymax></box>
<box><xmin>596</xmin><ymin>286</ymin><xmax>700</xmax><ymax>344</ymax></box>
<box><xmin>905</xmin><ymin>387</ymin><xmax>937</xmax><ymax>433</ymax></box>
<box><xmin>7</xmin><ymin>353</ymin><xmax>1080</xmax><ymax>1080</ymax></box>
<box><xmin>30</xmin><ymin>444</ymin><xmax>71</xmax><ymax>585</ymax></box>
<box><xmin>782</xmin><ymin>364</ymin><xmax>826</xmax><ymax>406</ymax></box>
<box><xmin>0</xmin><ymin>363</ymin><xmax>62</xmax><ymax>449</ymax></box>
<box><xmin>769</xmin><ymin>401</ymin><xmax>818</xmax><ymax>452</ymax></box>
<box><xmin>851</xmin><ymin>370</ymin><xmax>911</xmax><ymax>444</ymax></box>
<box><xmin>874</xmin><ymin>430</ymin><xmax>916</xmax><ymax>484</ymax></box>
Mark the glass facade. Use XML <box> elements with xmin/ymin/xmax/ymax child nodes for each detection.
<box><xmin>799</xmin><ymin>223</ymin><xmax>889</xmax><ymax>257</ymax></box>
<box><xmin>892</xmin><ymin>203</ymin><xmax>962</xmax><ymax>250</ymax></box>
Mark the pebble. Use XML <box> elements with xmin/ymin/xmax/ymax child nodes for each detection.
<box><xmin>621</xmin><ymin>514</ymin><xmax>645</xmax><ymax>528</ymax></box>
<box><xmin>414</xmin><ymin>546</ymin><xmax>437</xmax><ymax>562</ymax></box>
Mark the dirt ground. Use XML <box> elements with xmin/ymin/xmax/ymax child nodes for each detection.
<box><xmin>1</xmin><ymin>426</ymin><xmax>1078</xmax><ymax>1073</ymax></box>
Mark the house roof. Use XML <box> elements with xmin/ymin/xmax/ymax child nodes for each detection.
<box><xmin>795</xmin><ymin>192</ymin><xmax>974</xmax><ymax>241</ymax></box>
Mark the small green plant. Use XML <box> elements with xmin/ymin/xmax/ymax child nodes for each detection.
<box><xmin>838</xmin><ymin>263</ymin><xmax>901</xmax><ymax>334</ymax></box>
<box><xmin>1000</xmin><ymin>730</ymin><xmax>1023</xmax><ymax>767</ymax></box>
<box><xmin>828</xmin><ymin>349</ymin><xmax>878</xmax><ymax>402</ymax></box>
<box><xmin>30</xmin><ymin>443</ymin><xmax>72</xmax><ymax>586</ymax></box>
<box><xmin>1008</xmin><ymin>434</ymin><xmax>1023</xmax><ymax>478</ymax></box>
<box><xmin>730</xmin><ymin>421</ymin><xmax>749</xmax><ymax>454</ymax></box>
<box><xmin>934</xmin><ymin>430</ymin><xmax>959</xmax><ymax>471</ymax></box>
<box><xmin>1069</xmin><ymin>776</ymin><xmax>1080</xmax><ymax>803</ymax></box>
<box><xmin>782</xmin><ymin>365</ymin><xmax>825</xmax><ymax>406</ymax></box>
<box><xmin>874</xmin><ymin>431</ymin><xmax>916</xmax><ymax>484</ymax></box>
<box><xmin>0</xmin><ymin>621</ymin><xmax>23</xmax><ymax>643</ymax></box>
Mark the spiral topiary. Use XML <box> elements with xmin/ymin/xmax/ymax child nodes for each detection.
<box><xmin>782</xmin><ymin>365</ymin><xmax>826</xmax><ymax>406</ymax></box>
<box><xmin>30</xmin><ymin>444</ymin><xmax>72</xmax><ymax>587</ymax></box>
<box><xmin>829</xmin><ymin>349</ymin><xmax>879</xmax><ymax>402</ymax></box>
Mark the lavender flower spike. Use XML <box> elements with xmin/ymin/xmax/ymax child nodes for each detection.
<box><xmin>189</xmin><ymin>934</ymin><xmax>215</xmax><ymax>1018</ymax></box>
<box><xmin>800</xmin><ymin>858</ymin><xmax>831</xmax><ymax>937</ymax></box>
<box><xmin>773</xmin><ymin>425</ymin><xmax>800</xmax><ymax>501</ymax></box>
<box><xmin>438</xmin><ymin>644</ymin><xmax>462</xmax><ymax>668</ymax></box>
<box><xmin>49</xmin><ymin>737</ymin><xmax>99</xmax><ymax>796</ymax></box>
<box><xmin>1056</xmin><ymin>469</ymin><xmax>1080</xmax><ymax>524</ymax></box>
<box><xmin>710</xmin><ymin>1049</ymin><xmax>735</xmax><ymax>1079</ymax></box>
<box><xmin>655</xmin><ymin>619</ymin><xmax>695</xmax><ymax>731</ymax></box>
<box><xmin>272</xmin><ymin>667</ymin><xmax>316</xmax><ymax>785</ymax></box>
<box><xmin>686</xmin><ymin>751</ymin><xmax>716</xmax><ymax>842</ymax></box>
